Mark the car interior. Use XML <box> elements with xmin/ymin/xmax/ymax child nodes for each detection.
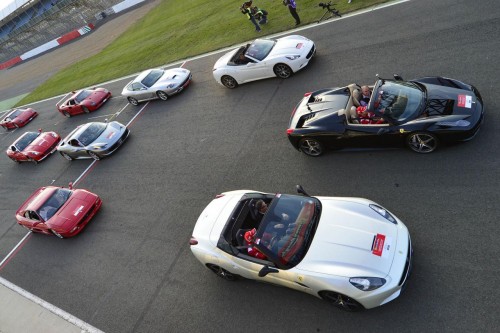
<box><xmin>343</xmin><ymin>83</ymin><xmax>389</xmax><ymax>126</ymax></box>
<box><xmin>228</xmin><ymin>45</ymin><xmax>254</xmax><ymax>66</ymax></box>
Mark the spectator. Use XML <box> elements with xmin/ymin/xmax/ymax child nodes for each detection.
<box><xmin>283</xmin><ymin>0</ymin><xmax>300</xmax><ymax>26</ymax></box>
<box><xmin>240</xmin><ymin>1</ymin><xmax>262</xmax><ymax>32</ymax></box>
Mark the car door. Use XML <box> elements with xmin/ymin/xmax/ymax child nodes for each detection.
<box><xmin>68</xmin><ymin>139</ymin><xmax>87</xmax><ymax>158</ymax></box>
<box><xmin>340</xmin><ymin>123</ymin><xmax>405</xmax><ymax>149</ymax></box>
<box><xmin>21</xmin><ymin>210</ymin><xmax>50</xmax><ymax>234</ymax></box>
<box><xmin>238</xmin><ymin>58</ymin><xmax>270</xmax><ymax>83</ymax></box>
<box><xmin>130</xmin><ymin>82</ymin><xmax>152</xmax><ymax>101</ymax></box>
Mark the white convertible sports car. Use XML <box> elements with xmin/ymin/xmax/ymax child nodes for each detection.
<box><xmin>213</xmin><ymin>35</ymin><xmax>316</xmax><ymax>89</ymax></box>
<box><xmin>190</xmin><ymin>186</ymin><xmax>412</xmax><ymax>311</ymax></box>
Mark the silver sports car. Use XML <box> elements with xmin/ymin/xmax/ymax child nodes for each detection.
<box><xmin>121</xmin><ymin>67</ymin><xmax>192</xmax><ymax>106</ymax></box>
<box><xmin>57</xmin><ymin>121</ymin><xmax>130</xmax><ymax>160</ymax></box>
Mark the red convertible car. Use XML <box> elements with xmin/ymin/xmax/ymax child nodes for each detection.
<box><xmin>16</xmin><ymin>184</ymin><xmax>102</xmax><ymax>238</ymax></box>
<box><xmin>57</xmin><ymin>88</ymin><xmax>111</xmax><ymax>117</ymax></box>
<box><xmin>6</xmin><ymin>130</ymin><xmax>61</xmax><ymax>164</ymax></box>
<box><xmin>1</xmin><ymin>108</ymin><xmax>38</xmax><ymax>130</ymax></box>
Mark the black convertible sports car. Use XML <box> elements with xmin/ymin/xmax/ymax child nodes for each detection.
<box><xmin>287</xmin><ymin>75</ymin><xmax>484</xmax><ymax>156</ymax></box>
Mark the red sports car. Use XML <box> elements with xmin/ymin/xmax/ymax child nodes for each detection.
<box><xmin>6</xmin><ymin>130</ymin><xmax>61</xmax><ymax>164</ymax></box>
<box><xmin>16</xmin><ymin>185</ymin><xmax>102</xmax><ymax>238</ymax></box>
<box><xmin>57</xmin><ymin>88</ymin><xmax>111</xmax><ymax>117</ymax></box>
<box><xmin>0</xmin><ymin>108</ymin><xmax>38</xmax><ymax>130</ymax></box>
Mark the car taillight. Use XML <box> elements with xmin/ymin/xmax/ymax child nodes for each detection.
<box><xmin>215</xmin><ymin>194</ymin><xmax>225</xmax><ymax>198</ymax></box>
<box><xmin>189</xmin><ymin>236</ymin><xmax>198</xmax><ymax>245</ymax></box>
<box><xmin>286</xmin><ymin>128</ymin><xmax>294</xmax><ymax>135</ymax></box>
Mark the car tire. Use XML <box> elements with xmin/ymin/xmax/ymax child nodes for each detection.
<box><xmin>82</xmin><ymin>106</ymin><xmax>90</xmax><ymax>113</ymax></box>
<box><xmin>156</xmin><ymin>91</ymin><xmax>169</xmax><ymax>101</ymax></box>
<box><xmin>50</xmin><ymin>229</ymin><xmax>64</xmax><ymax>239</ymax></box>
<box><xmin>273</xmin><ymin>63</ymin><xmax>293</xmax><ymax>79</ymax></box>
<box><xmin>128</xmin><ymin>97</ymin><xmax>139</xmax><ymax>106</ymax></box>
<box><xmin>406</xmin><ymin>132</ymin><xmax>438</xmax><ymax>153</ymax></box>
<box><xmin>88</xmin><ymin>151</ymin><xmax>101</xmax><ymax>160</ymax></box>
<box><xmin>206</xmin><ymin>264</ymin><xmax>238</xmax><ymax>281</ymax></box>
<box><xmin>221</xmin><ymin>75</ymin><xmax>238</xmax><ymax>89</ymax></box>
<box><xmin>319</xmin><ymin>291</ymin><xmax>364</xmax><ymax>312</ymax></box>
<box><xmin>61</xmin><ymin>152</ymin><xmax>73</xmax><ymax>161</ymax></box>
<box><xmin>298</xmin><ymin>138</ymin><xmax>324</xmax><ymax>157</ymax></box>
<box><xmin>63</xmin><ymin>111</ymin><xmax>71</xmax><ymax>118</ymax></box>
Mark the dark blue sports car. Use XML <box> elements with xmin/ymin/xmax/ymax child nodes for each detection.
<box><xmin>287</xmin><ymin>74</ymin><xmax>484</xmax><ymax>156</ymax></box>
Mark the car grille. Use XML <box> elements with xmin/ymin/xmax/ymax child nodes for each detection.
<box><xmin>306</xmin><ymin>45</ymin><xmax>316</xmax><ymax>59</ymax></box>
<box><xmin>398</xmin><ymin>235</ymin><xmax>413</xmax><ymax>288</ymax></box>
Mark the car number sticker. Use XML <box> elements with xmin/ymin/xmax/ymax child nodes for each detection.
<box><xmin>372</xmin><ymin>233</ymin><xmax>386</xmax><ymax>256</ymax></box>
<box><xmin>296</xmin><ymin>43</ymin><xmax>304</xmax><ymax>49</ymax></box>
<box><xmin>107</xmin><ymin>131</ymin><xmax>116</xmax><ymax>139</ymax></box>
<box><xmin>457</xmin><ymin>95</ymin><xmax>472</xmax><ymax>108</ymax></box>
<box><xmin>382</xmin><ymin>236</ymin><xmax>393</xmax><ymax>258</ymax></box>
<box><xmin>73</xmin><ymin>205</ymin><xmax>84</xmax><ymax>216</ymax></box>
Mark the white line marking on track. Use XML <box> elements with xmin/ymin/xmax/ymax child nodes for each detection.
<box><xmin>0</xmin><ymin>232</ymin><xmax>31</xmax><ymax>269</ymax></box>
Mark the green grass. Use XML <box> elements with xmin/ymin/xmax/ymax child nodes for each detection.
<box><xmin>18</xmin><ymin>0</ymin><xmax>389</xmax><ymax>105</ymax></box>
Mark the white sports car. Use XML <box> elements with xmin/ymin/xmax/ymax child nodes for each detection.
<box><xmin>213</xmin><ymin>35</ymin><xmax>316</xmax><ymax>89</ymax></box>
<box><xmin>190</xmin><ymin>186</ymin><xmax>412</xmax><ymax>311</ymax></box>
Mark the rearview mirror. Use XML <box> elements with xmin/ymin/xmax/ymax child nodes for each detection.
<box><xmin>393</xmin><ymin>74</ymin><xmax>404</xmax><ymax>81</ymax></box>
<box><xmin>296</xmin><ymin>185</ymin><xmax>310</xmax><ymax>197</ymax></box>
<box><xmin>258</xmin><ymin>265</ymin><xmax>279</xmax><ymax>277</ymax></box>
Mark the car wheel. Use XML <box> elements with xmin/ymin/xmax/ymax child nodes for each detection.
<box><xmin>156</xmin><ymin>91</ymin><xmax>169</xmax><ymax>101</ymax></box>
<box><xmin>221</xmin><ymin>75</ymin><xmax>238</xmax><ymax>89</ymax></box>
<box><xmin>10</xmin><ymin>157</ymin><xmax>20</xmax><ymax>163</ymax></box>
<box><xmin>206</xmin><ymin>264</ymin><xmax>238</xmax><ymax>281</ymax></box>
<box><xmin>61</xmin><ymin>152</ymin><xmax>73</xmax><ymax>161</ymax></box>
<box><xmin>319</xmin><ymin>291</ymin><xmax>364</xmax><ymax>312</ymax></box>
<box><xmin>82</xmin><ymin>106</ymin><xmax>90</xmax><ymax>113</ymax></box>
<box><xmin>406</xmin><ymin>132</ymin><xmax>438</xmax><ymax>153</ymax></box>
<box><xmin>273</xmin><ymin>63</ymin><xmax>293</xmax><ymax>79</ymax></box>
<box><xmin>127</xmin><ymin>97</ymin><xmax>139</xmax><ymax>106</ymax></box>
<box><xmin>88</xmin><ymin>151</ymin><xmax>101</xmax><ymax>160</ymax></box>
<box><xmin>63</xmin><ymin>111</ymin><xmax>71</xmax><ymax>118</ymax></box>
<box><xmin>299</xmin><ymin>138</ymin><xmax>324</xmax><ymax>157</ymax></box>
<box><xmin>50</xmin><ymin>229</ymin><xmax>64</xmax><ymax>239</ymax></box>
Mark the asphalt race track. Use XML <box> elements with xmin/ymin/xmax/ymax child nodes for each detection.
<box><xmin>0</xmin><ymin>0</ymin><xmax>499</xmax><ymax>332</ymax></box>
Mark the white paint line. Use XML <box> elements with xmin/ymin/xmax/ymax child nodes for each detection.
<box><xmin>0</xmin><ymin>276</ymin><xmax>104</xmax><ymax>333</ymax></box>
<box><xmin>0</xmin><ymin>232</ymin><xmax>31</xmax><ymax>269</ymax></box>
<box><xmin>126</xmin><ymin>101</ymin><xmax>149</xmax><ymax>127</ymax></box>
<box><xmin>17</xmin><ymin>0</ymin><xmax>410</xmax><ymax>108</ymax></box>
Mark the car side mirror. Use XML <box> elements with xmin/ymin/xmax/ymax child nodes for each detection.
<box><xmin>296</xmin><ymin>185</ymin><xmax>310</xmax><ymax>197</ymax></box>
<box><xmin>258</xmin><ymin>265</ymin><xmax>279</xmax><ymax>277</ymax></box>
<box><xmin>393</xmin><ymin>74</ymin><xmax>404</xmax><ymax>81</ymax></box>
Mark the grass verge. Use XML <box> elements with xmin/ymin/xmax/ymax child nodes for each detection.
<box><xmin>18</xmin><ymin>0</ymin><xmax>389</xmax><ymax>105</ymax></box>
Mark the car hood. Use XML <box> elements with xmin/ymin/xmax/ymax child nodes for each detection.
<box><xmin>269</xmin><ymin>36</ymin><xmax>313</xmax><ymax>57</ymax></box>
<box><xmin>155</xmin><ymin>68</ymin><xmax>190</xmax><ymax>86</ymax></box>
<box><xmin>420</xmin><ymin>83</ymin><xmax>479</xmax><ymax>116</ymax></box>
<box><xmin>91</xmin><ymin>122</ymin><xmax>125</xmax><ymax>146</ymax></box>
<box><xmin>296</xmin><ymin>198</ymin><xmax>399</xmax><ymax>278</ymax></box>
<box><xmin>47</xmin><ymin>191</ymin><xmax>94</xmax><ymax>229</ymax></box>
<box><xmin>84</xmin><ymin>90</ymin><xmax>108</xmax><ymax>103</ymax></box>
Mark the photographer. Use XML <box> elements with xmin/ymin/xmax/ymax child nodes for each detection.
<box><xmin>283</xmin><ymin>0</ymin><xmax>300</xmax><ymax>26</ymax></box>
<box><xmin>240</xmin><ymin>1</ymin><xmax>267</xmax><ymax>32</ymax></box>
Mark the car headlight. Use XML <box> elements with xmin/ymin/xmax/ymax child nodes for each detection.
<box><xmin>90</xmin><ymin>102</ymin><xmax>96</xmax><ymax>106</ymax></box>
<box><xmin>166</xmin><ymin>84</ymin><xmax>175</xmax><ymax>89</ymax></box>
<box><xmin>349</xmin><ymin>277</ymin><xmax>386</xmax><ymax>291</ymax></box>
<box><xmin>27</xmin><ymin>151</ymin><xmax>40</xmax><ymax>155</ymax></box>
<box><xmin>369</xmin><ymin>204</ymin><xmax>397</xmax><ymax>224</ymax></box>
<box><xmin>436</xmin><ymin>120</ymin><xmax>471</xmax><ymax>127</ymax></box>
<box><xmin>286</xmin><ymin>55</ymin><xmax>301</xmax><ymax>60</ymax></box>
<box><xmin>92</xmin><ymin>144</ymin><xmax>107</xmax><ymax>149</ymax></box>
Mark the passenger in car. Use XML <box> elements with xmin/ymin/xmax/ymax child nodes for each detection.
<box><xmin>359</xmin><ymin>86</ymin><xmax>372</xmax><ymax>106</ymax></box>
<box><xmin>244</xmin><ymin>228</ymin><xmax>267</xmax><ymax>259</ymax></box>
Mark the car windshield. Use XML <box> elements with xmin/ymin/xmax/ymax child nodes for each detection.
<box><xmin>6</xmin><ymin>109</ymin><xmax>22</xmax><ymax>120</ymax></box>
<box><xmin>245</xmin><ymin>39</ymin><xmax>276</xmax><ymax>61</ymax></box>
<box><xmin>36</xmin><ymin>188</ymin><xmax>72</xmax><ymax>221</ymax></box>
<box><xmin>255</xmin><ymin>194</ymin><xmax>320</xmax><ymax>269</ymax></box>
<box><xmin>371</xmin><ymin>80</ymin><xmax>425</xmax><ymax>123</ymax></box>
<box><xmin>141</xmin><ymin>69</ymin><xmax>164</xmax><ymax>88</ymax></box>
<box><xmin>78</xmin><ymin>123</ymin><xmax>106</xmax><ymax>146</ymax></box>
<box><xmin>16</xmin><ymin>132</ymin><xmax>39</xmax><ymax>151</ymax></box>
<box><xmin>75</xmin><ymin>90</ymin><xmax>92</xmax><ymax>103</ymax></box>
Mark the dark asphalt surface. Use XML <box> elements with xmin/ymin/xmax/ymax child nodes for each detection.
<box><xmin>0</xmin><ymin>0</ymin><xmax>499</xmax><ymax>332</ymax></box>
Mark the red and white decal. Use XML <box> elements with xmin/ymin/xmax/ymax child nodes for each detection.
<box><xmin>107</xmin><ymin>131</ymin><xmax>116</xmax><ymax>139</ymax></box>
<box><xmin>457</xmin><ymin>94</ymin><xmax>472</xmax><ymax>108</ymax></box>
<box><xmin>372</xmin><ymin>234</ymin><xmax>386</xmax><ymax>256</ymax></box>
<box><xmin>296</xmin><ymin>43</ymin><xmax>304</xmax><ymax>49</ymax></box>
